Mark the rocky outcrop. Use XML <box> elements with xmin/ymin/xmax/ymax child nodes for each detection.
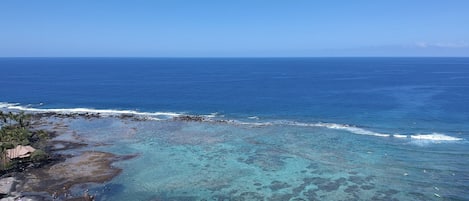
<box><xmin>16</xmin><ymin>151</ymin><xmax>136</xmax><ymax>200</ymax></box>
<box><xmin>0</xmin><ymin>177</ymin><xmax>16</xmax><ymax>196</ymax></box>
<box><xmin>173</xmin><ymin>115</ymin><xmax>205</xmax><ymax>122</ymax></box>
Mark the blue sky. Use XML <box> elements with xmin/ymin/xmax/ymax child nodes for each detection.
<box><xmin>1</xmin><ymin>1</ymin><xmax>468</xmax><ymax>57</ymax></box>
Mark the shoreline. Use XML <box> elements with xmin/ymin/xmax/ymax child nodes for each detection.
<box><xmin>0</xmin><ymin>110</ymin><xmax>467</xmax><ymax>200</ymax></box>
<box><xmin>0</xmin><ymin>111</ymin><xmax>256</xmax><ymax>200</ymax></box>
<box><xmin>0</xmin><ymin>113</ymin><xmax>139</xmax><ymax>201</ymax></box>
<box><xmin>1</xmin><ymin>107</ymin><xmax>463</xmax><ymax>142</ymax></box>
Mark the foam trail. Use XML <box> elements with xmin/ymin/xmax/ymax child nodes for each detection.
<box><xmin>310</xmin><ymin>122</ymin><xmax>390</xmax><ymax>137</ymax></box>
<box><xmin>0</xmin><ymin>102</ymin><xmax>182</xmax><ymax>119</ymax></box>
<box><xmin>304</xmin><ymin>123</ymin><xmax>462</xmax><ymax>141</ymax></box>
<box><xmin>233</xmin><ymin>120</ymin><xmax>463</xmax><ymax>142</ymax></box>
<box><xmin>1</xmin><ymin>102</ymin><xmax>463</xmax><ymax>142</ymax></box>
<box><xmin>229</xmin><ymin>120</ymin><xmax>274</xmax><ymax>127</ymax></box>
<box><xmin>393</xmin><ymin>134</ymin><xmax>408</xmax><ymax>138</ymax></box>
<box><xmin>411</xmin><ymin>133</ymin><xmax>463</xmax><ymax>141</ymax></box>
<box><xmin>203</xmin><ymin>112</ymin><xmax>219</xmax><ymax>118</ymax></box>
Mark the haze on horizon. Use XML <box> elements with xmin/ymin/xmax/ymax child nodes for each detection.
<box><xmin>1</xmin><ymin>0</ymin><xmax>468</xmax><ymax>57</ymax></box>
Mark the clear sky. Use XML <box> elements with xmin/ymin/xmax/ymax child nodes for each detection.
<box><xmin>1</xmin><ymin>1</ymin><xmax>468</xmax><ymax>57</ymax></box>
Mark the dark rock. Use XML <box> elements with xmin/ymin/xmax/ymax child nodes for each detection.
<box><xmin>234</xmin><ymin>192</ymin><xmax>264</xmax><ymax>201</ymax></box>
<box><xmin>291</xmin><ymin>198</ymin><xmax>307</xmax><ymax>201</ymax></box>
<box><xmin>270</xmin><ymin>193</ymin><xmax>293</xmax><ymax>201</ymax></box>
<box><xmin>211</xmin><ymin>195</ymin><xmax>231</xmax><ymax>201</ymax></box>
<box><xmin>348</xmin><ymin>176</ymin><xmax>365</xmax><ymax>185</ymax></box>
<box><xmin>20</xmin><ymin>151</ymin><xmax>135</xmax><ymax>197</ymax></box>
<box><xmin>292</xmin><ymin>184</ymin><xmax>306</xmax><ymax>195</ymax></box>
<box><xmin>119</xmin><ymin>114</ymin><xmax>135</xmax><ymax>119</ymax></box>
<box><xmin>360</xmin><ymin>185</ymin><xmax>374</xmax><ymax>190</ymax></box>
<box><xmin>317</xmin><ymin>178</ymin><xmax>346</xmax><ymax>192</ymax></box>
<box><xmin>0</xmin><ymin>177</ymin><xmax>16</xmax><ymax>195</ymax></box>
<box><xmin>319</xmin><ymin>181</ymin><xmax>340</xmax><ymax>192</ymax></box>
<box><xmin>303</xmin><ymin>189</ymin><xmax>318</xmax><ymax>199</ymax></box>
<box><xmin>173</xmin><ymin>115</ymin><xmax>205</xmax><ymax>122</ymax></box>
<box><xmin>336</xmin><ymin>177</ymin><xmax>346</xmax><ymax>184</ymax></box>
<box><xmin>344</xmin><ymin>185</ymin><xmax>360</xmax><ymax>193</ymax></box>
<box><xmin>269</xmin><ymin>180</ymin><xmax>291</xmax><ymax>191</ymax></box>
<box><xmin>308</xmin><ymin>177</ymin><xmax>328</xmax><ymax>185</ymax></box>
<box><xmin>371</xmin><ymin>191</ymin><xmax>399</xmax><ymax>201</ymax></box>
<box><xmin>385</xmin><ymin>189</ymin><xmax>399</xmax><ymax>195</ymax></box>
<box><xmin>364</xmin><ymin>175</ymin><xmax>376</xmax><ymax>182</ymax></box>
<box><xmin>99</xmin><ymin>183</ymin><xmax>125</xmax><ymax>195</ymax></box>
<box><xmin>307</xmin><ymin>163</ymin><xmax>318</xmax><ymax>169</ymax></box>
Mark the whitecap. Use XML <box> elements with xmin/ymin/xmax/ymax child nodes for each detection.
<box><xmin>393</xmin><ymin>134</ymin><xmax>408</xmax><ymax>138</ymax></box>
<box><xmin>219</xmin><ymin>119</ymin><xmax>464</xmax><ymax>142</ymax></box>
<box><xmin>310</xmin><ymin>122</ymin><xmax>390</xmax><ymax>137</ymax></box>
<box><xmin>203</xmin><ymin>112</ymin><xmax>219</xmax><ymax>118</ymax></box>
<box><xmin>1</xmin><ymin>102</ymin><xmax>464</xmax><ymax>142</ymax></box>
<box><xmin>0</xmin><ymin>102</ymin><xmax>182</xmax><ymax>119</ymax></box>
<box><xmin>410</xmin><ymin>133</ymin><xmax>463</xmax><ymax>141</ymax></box>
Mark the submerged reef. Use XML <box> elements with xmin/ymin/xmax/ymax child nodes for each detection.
<box><xmin>0</xmin><ymin>109</ymin><xmax>466</xmax><ymax>201</ymax></box>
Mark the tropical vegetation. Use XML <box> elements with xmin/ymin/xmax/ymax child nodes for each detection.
<box><xmin>0</xmin><ymin>111</ymin><xmax>49</xmax><ymax>171</ymax></box>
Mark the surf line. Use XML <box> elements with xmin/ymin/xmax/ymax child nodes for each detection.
<box><xmin>1</xmin><ymin>102</ymin><xmax>464</xmax><ymax>142</ymax></box>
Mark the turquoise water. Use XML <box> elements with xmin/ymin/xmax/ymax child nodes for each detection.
<box><xmin>1</xmin><ymin>58</ymin><xmax>469</xmax><ymax>200</ymax></box>
<box><xmin>61</xmin><ymin>117</ymin><xmax>468</xmax><ymax>200</ymax></box>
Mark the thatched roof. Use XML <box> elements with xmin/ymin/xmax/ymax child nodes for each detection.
<box><xmin>6</xmin><ymin>145</ymin><xmax>36</xmax><ymax>159</ymax></box>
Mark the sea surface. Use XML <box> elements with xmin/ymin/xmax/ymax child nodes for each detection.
<box><xmin>1</xmin><ymin>57</ymin><xmax>469</xmax><ymax>200</ymax></box>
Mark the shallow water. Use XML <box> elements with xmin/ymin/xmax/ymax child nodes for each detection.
<box><xmin>60</xmin><ymin>117</ymin><xmax>469</xmax><ymax>201</ymax></box>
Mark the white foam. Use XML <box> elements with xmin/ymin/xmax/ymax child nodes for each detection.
<box><xmin>277</xmin><ymin>121</ymin><xmax>390</xmax><ymax>137</ymax></box>
<box><xmin>230</xmin><ymin>120</ymin><xmax>273</xmax><ymax>127</ymax></box>
<box><xmin>411</xmin><ymin>133</ymin><xmax>463</xmax><ymax>141</ymax></box>
<box><xmin>203</xmin><ymin>112</ymin><xmax>219</xmax><ymax>118</ymax></box>
<box><xmin>310</xmin><ymin>122</ymin><xmax>390</xmax><ymax>137</ymax></box>
<box><xmin>310</xmin><ymin>123</ymin><xmax>463</xmax><ymax>141</ymax></box>
<box><xmin>1</xmin><ymin>102</ymin><xmax>464</xmax><ymax>142</ymax></box>
<box><xmin>233</xmin><ymin>120</ymin><xmax>463</xmax><ymax>142</ymax></box>
<box><xmin>0</xmin><ymin>102</ymin><xmax>182</xmax><ymax>119</ymax></box>
<box><xmin>393</xmin><ymin>134</ymin><xmax>409</xmax><ymax>138</ymax></box>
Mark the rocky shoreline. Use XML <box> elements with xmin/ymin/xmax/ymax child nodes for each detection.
<box><xmin>0</xmin><ymin>110</ymin><xmax>232</xmax><ymax>201</ymax></box>
<box><xmin>0</xmin><ymin>112</ymin><xmax>139</xmax><ymax>201</ymax></box>
<box><xmin>0</xmin><ymin>152</ymin><xmax>131</xmax><ymax>201</ymax></box>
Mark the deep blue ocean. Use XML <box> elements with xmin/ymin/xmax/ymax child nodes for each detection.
<box><xmin>1</xmin><ymin>58</ymin><xmax>469</xmax><ymax>200</ymax></box>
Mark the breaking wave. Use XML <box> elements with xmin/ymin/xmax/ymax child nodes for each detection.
<box><xmin>0</xmin><ymin>102</ymin><xmax>182</xmax><ymax>120</ymax></box>
<box><xmin>1</xmin><ymin>102</ymin><xmax>464</xmax><ymax>142</ymax></box>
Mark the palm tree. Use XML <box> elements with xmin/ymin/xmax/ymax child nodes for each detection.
<box><xmin>7</xmin><ymin>112</ymin><xmax>15</xmax><ymax>126</ymax></box>
<box><xmin>0</xmin><ymin>111</ymin><xmax>7</xmax><ymax>125</ymax></box>
<box><xmin>17</xmin><ymin>112</ymin><xmax>29</xmax><ymax>128</ymax></box>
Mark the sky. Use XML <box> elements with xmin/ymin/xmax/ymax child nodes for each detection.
<box><xmin>1</xmin><ymin>1</ymin><xmax>468</xmax><ymax>57</ymax></box>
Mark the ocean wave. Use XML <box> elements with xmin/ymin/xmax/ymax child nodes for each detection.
<box><xmin>225</xmin><ymin>121</ymin><xmax>463</xmax><ymax>142</ymax></box>
<box><xmin>410</xmin><ymin>133</ymin><xmax>463</xmax><ymax>141</ymax></box>
<box><xmin>1</xmin><ymin>102</ymin><xmax>464</xmax><ymax>142</ymax></box>
<box><xmin>0</xmin><ymin>102</ymin><xmax>183</xmax><ymax>120</ymax></box>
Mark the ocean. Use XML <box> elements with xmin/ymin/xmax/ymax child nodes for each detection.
<box><xmin>1</xmin><ymin>57</ymin><xmax>468</xmax><ymax>200</ymax></box>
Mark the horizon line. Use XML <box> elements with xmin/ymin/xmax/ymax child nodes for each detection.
<box><xmin>1</xmin><ymin>56</ymin><xmax>469</xmax><ymax>59</ymax></box>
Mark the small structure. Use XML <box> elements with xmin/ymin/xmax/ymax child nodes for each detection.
<box><xmin>6</xmin><ymin>145</ymin><xmax>36</xmax><ymax>159</ymax></box>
